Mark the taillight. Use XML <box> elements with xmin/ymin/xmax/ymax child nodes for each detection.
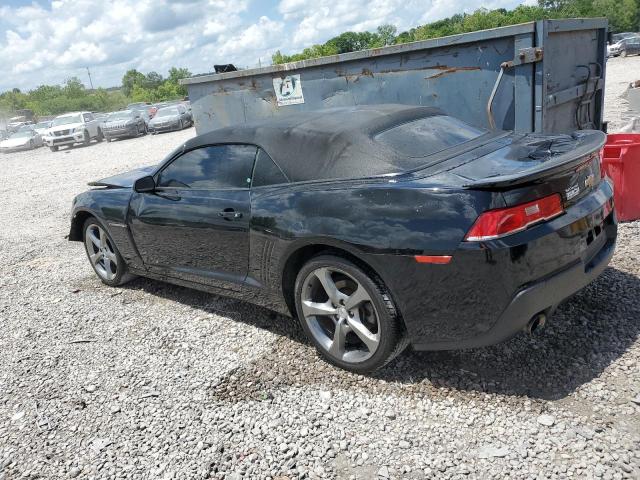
<box><xmin>464</xmin><ymin>193</ymin><xmax>564</xmax><ymax>242</ymax></box>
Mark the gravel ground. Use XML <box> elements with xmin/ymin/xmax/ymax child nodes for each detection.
<box><xmin>603</xmin><ymin>55</ymin><xmax>640</xmax><ymax>132</ymax></box>
<box><xmin>1</xmin><ymin>64</ymin><xmax>640</xmax><ymax>480</ymax></box>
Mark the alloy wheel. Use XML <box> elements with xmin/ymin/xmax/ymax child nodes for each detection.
<box><xmin>301</xmin><ymin>267</ymin><xmax>380</xmax><ymax>363</ymax></box>
<box><xmin>85</xmin><ymin>224</ymin><xmax>118</xmax><ymax>281</ymax></box>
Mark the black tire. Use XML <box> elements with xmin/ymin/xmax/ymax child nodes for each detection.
<box><xmin>82</xmin><ymin>217</ymin><xmax>136</xmax><ymax>287</ymax></box>
<box><xmin>621</xmin><ymin>50</ymin><xmax>628</xmax><ymax>58</ymax></box>
<box><xmin>29</xmin><ymin>140</ymin><xmax>34</xmax><ymax>149</ymax></box>
<box><xmin>82</xmin><ymin>130</ymin><xmax>90</xmax><ymax>146</ymax></box>
<box><xmin>105</xmin><ymin>136</ymin><xmax>112</xmax><ymax>142</ymax></box>
<box><xmin>294</xmin><ymin>254</ymin><xmax>408</xmax><ymax>373</ymax></box>
<box><xmin>49</xmin><ymin>145</ymin><xmax>58</xmax><ymax>152</ymax></box>
<box><xmin>96</xmin><ymin>129</ymin><xmax>104</xmax><ymax>142</ymax></box>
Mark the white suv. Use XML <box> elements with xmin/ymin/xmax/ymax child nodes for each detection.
<box><xmin>43</xmin><ymin>112</ymin><xmax>104</xmax><ymax>151</ymax></box>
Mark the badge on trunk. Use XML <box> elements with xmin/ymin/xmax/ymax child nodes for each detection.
<box><xmin>565</xmin><ymin>184</ymin><xmax>580</xmax><ymax>200</ymax></box>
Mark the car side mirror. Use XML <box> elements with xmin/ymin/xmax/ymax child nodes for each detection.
<box><xmin>134</xmin><ymin>175</ymin><xmax>156</xmax><ymax>193</ymax></box>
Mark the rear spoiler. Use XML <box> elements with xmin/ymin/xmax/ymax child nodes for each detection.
<box><xmin>463</xmin><ymin>130</ymin><xmax>606</xmax><ymax>189</ymax></box>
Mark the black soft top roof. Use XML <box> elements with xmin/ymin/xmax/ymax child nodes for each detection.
<box><xmin>183</xmin><ymin>104</ymin><xmax>445</xmax><ymax>182</ymax></box>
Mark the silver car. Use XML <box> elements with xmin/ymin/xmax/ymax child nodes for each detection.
<box><xmin>0</xmin><ymin>128</ymin><xmax>43</xmax><ymax>153</ymax></box>
<box><xmin>148</xmin><ymin>105</ymin><xmax>193</xmax><ymax>133</ymax></box>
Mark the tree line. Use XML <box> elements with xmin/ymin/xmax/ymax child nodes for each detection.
<box><xmin>0</xmin><ymin>67</ymin><xmax>192</xmax><ymax>118</ymax></box>
<box><xmin>272</xmin><ymin>1</ymin><xmax>639</xmax><ymax>64</ymax></box>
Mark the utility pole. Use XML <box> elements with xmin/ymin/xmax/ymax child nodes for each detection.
<box><xmin>86</xmin><ymin>67</ymin><xmax>94</xmax><ymax>90</ymax></box>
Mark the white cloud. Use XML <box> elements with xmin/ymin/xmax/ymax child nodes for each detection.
<box><xmin>0</xmin><ymin>0</ymin><xmax>527</xmax><ymax>91</ymax></box>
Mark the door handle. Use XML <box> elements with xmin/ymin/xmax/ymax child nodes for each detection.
<box><xmin>218</xmin><ymin>210</ymin><xmax>243</xmax><ymax>220</ymax></box>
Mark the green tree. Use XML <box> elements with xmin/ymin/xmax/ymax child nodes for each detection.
<box><xmin>593</xmin><ymin>0</ymin><xmax>639</xmax><ymax>32</ymax></box>
<box><xmin>63</xmin><ymin>77</ymin><xmax>86</xmax><ymax>98</ymax></box>
<box><xmin>166</xmin><ymin>67</ymin><xmax>192</xmax><ymax>96</ymax></box>
<box><xmin>377</xmin><ymin>24</ymin><xmax>397</xmax><ymax>46</ymax></box>
<box><xmin>143</xmin><ymin>71</ymin><xmax>164</xmax><ymax>90</ymax></box>
<box><xmin>121</xmin><ymin>69</ymin><xmax>146</xmax><ymax>97</ymax></box>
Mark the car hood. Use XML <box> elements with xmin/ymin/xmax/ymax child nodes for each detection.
<box><xmin>88</xmin><ymin>165</ymin><xmax>156</xmax><ymax>188</ymax></box>
<box><xmin>49</xmin><ymin>123</ymin><xmax>82</xmax><ymax>133</ymax></box>
<box><xmin>0</xmin><ymin>137</ymin><xmax>30</xmax><ymax>148</ymax></box>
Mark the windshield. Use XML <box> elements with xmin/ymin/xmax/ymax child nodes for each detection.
<box><xmin>108</xmin><ymin>111</ymin><xmax>134</xmax><ymax>121</ymax></box>
<box><xmin>52</xmin><ymin>114</ymin><xmax>82</xmax><ymax>126</ymax></box>
<box><xmin>34</xmin><ymin>122</ymin><xmax>49</xmax><ymax>129</ymax></box>
<box><xmin>156</xmin><ymin>107</ymin><xmax>179</xmax><ymax>117</ymax></box>
<box><xmin>10</xmin><ymin>130</ymin><xmax>32</xmax><ymax>139</ymax></box>
<box><xmin>375</xmin><ymin>115</ymin><xmax>487</xmax><ymax>162</ymax></box>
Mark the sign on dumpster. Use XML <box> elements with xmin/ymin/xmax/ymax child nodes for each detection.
<box><xmin>273</xmin><ymin>75</ymin><xmax>305</xmax><ymax>106</ymax></box>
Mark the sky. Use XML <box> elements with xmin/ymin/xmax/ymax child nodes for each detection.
<box><xmin>0</xmin><ymin>0</ymin><xmax>529</xmax><ymax>92</ymax></box>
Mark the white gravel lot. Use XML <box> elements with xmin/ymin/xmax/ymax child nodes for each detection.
<box><xmin>603</xmin><ymin>55</ymin><xmax>640</xmax><ymax>132</ymax></box>
<box><xmin>0</xmin><ymin>58</ymin><xmax>639</xmax><ymax>480</ymax></box>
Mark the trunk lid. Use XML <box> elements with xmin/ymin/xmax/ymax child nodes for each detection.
<box><xmin>450</xmin><ymin>130</ymin><xmax>605</xmax><ymax>206</ymax></box>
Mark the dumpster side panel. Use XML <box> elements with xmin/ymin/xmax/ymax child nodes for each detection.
<box><xmin>188</xmin><ymin>34</ymin><xmax>526</xmax><ymax>134</ymax></box>
<box><xmin>185</xmin><ymin>19</ymin><xmax>607</xmax><ymax>136</ymax></box>
<box><xmin>541</xmin><ymin>19</ymin><xmax>608</xmax><ymax>133</ymax></box>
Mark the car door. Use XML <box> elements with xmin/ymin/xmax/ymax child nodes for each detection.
<box><xmin>128</xmin><ymin>144</ymin><xmax>257</xmax><ymax>291</ymax></box>
<box><xmin>82</xmin><ymin>113</ymin><xmax>95</xmax><ymax>136</ymax></box>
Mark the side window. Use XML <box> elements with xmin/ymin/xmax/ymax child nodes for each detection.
<box><xmin>157</xmin><ymin>144</ymin><xmax>257</xmax><ymax>190</ymax></box>
<box><xmin>252</xmin><ymin>149</ymin><xmax>288</xmax><ymax>187</ymax></box>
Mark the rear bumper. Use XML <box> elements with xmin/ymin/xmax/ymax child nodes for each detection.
<box><xmin>373</xmin><ymin>179</ymin><xmax>617</xmax><ymax>350</ymax></box>
<box><xmin>412</xmin><ymin>223</ymin><xmax>616</xmax><ymax>350</ymax></box>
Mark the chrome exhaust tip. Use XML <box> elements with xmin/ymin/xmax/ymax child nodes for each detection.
<box><xmin>526</xmin><ymin>313</ymin><xmax>546</xmax><ymax>335</ymax></box>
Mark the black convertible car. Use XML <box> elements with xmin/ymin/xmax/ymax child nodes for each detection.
<box><xmin>69</xmin><ymin>105</ymin><xmax>617</xmax><ymax>372</ymax></box>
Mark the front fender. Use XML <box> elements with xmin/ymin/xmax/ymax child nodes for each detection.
<box><xmin>69</xmin><ymin>188</ymin><xmax>144</xmax><ymax>269</ymax></box>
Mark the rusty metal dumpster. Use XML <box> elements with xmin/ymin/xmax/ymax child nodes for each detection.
<box><xmin>182</xmin><ymin>18</ymin><xmax>607</xmax><ymax>135</ymax></box>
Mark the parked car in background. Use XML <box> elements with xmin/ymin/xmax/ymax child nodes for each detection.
<box><xmin>7</xmin><ymin>109</ymin><xmax>36</xmax><ymax>132</ymax></box>
<box><xmin>0</xmin><ymin>127</ymin><xmax>43</xmax><ymax>152</ymax></box>
<box><xmin>32</xmin><ymin>121</ymin><xmax>52</xmax><ymax>136</ymax></box>
<box><xmin>69</xmin><ymin>105</ymin><xmax>617</xmax><ymax>373</ymax></box>
<box><xmin>7</xmin><ymin>117</ymin><xmax>34</xmax><ymax>133</ymax></box>
<box><xmin>127</xmin><ymin>102</ymin><xmax>157</xmax><ymax>119</ymax></box>
<box><xmin>43</xmin><ymin>112</ymin><xmax>104</xmax><ymax>151</ymax></box>
<box><xmin>148</xmin><ymin>104</ymin><xmax>192</xmax><ymax>133</ymax></box>
<box><xmin>619</xmin><ymin>36</ymin><xmax>640</xmax><ymax>57</ymax></box>
<box><xmin>127</xmin><ymin>107</ymin><xmax>151</xmax><ymax>127</ymax></box>
<box><xmin>608</xmin><ymin>35</ymin><xmax>640</xmax><ymax>57</ymax></box>
<box><xmin>611</xmin><ymin>32</ymin><xmax>637</xmax><ymax>44</ymax></box>
<box><xmin>103</xmin><ymin>110</ymin><xmax>147</xmax><ymax>142</ymax></box>
<box><xmin>152</xmin><ymin>102</ymin><xmax>170</xmax><ymax>114</ymax></box>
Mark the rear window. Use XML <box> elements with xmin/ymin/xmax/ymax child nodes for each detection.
<box><xmin>375</xmin><ymin>115</ymin><xmax>486</xmax><ymax>158</ymax></box>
